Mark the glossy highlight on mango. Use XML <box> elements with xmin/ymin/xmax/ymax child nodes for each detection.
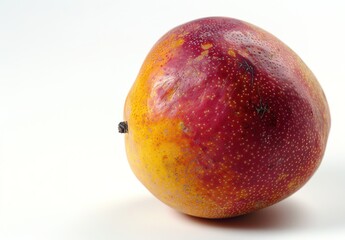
<box><xmin>120</xmin><ymin>17</ymin><xmax>330</xmax><ymax>218</ymax></box>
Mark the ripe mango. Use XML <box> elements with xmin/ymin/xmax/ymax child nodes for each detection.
<box><xmin>119</xmin><ymin>17</ymin><xmax>330</xmax><ymax>218</ymax></box>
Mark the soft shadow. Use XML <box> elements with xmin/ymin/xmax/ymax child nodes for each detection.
<box><xmin>179</xmin><ymin>199</ymin><xmax>309</xmax><ymax>231</ymax></box>
<box><xmin>72</xmin><ymin>197</ymin><xmax>177</xmax><ymax>239</ymax></box>
<box><xmin>67</xmin><ymin>161</ymin><xmax>345</xmax><ymax>239</ymax></box>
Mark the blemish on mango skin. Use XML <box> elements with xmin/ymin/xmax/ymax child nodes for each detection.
<box><xmin>277</xmin><ymin>173</ymin><xmax>289</xmax><ymax>182</ymax></box>
<box><xmin>201</xmin><ymin>43</ymin><xmax>213</xmax><ymax>50</ymax></box>
<box><xmin>228</xmin><ymin>49</ymin><xmax>236</xmax><ymax>57</ymax></box>
<box><xmin>179</xmin><ymin>121</ymin><xmax>189</xmax><ymax>134</ymax></box>
<box><xmin>195</xmin><ymin>49</ymin><xmax>209</xmax><ymax>61</ymax></box>
<box><xmin>287</xmin><ymin>178</ymin><xmax>302</xmax><ymax>192</ymax></box>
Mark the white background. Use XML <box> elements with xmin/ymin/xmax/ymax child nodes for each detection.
<box><xmin>1</xmin><ymin>0</ymin><xmax>345</xmax><ymax>239</ymax></box>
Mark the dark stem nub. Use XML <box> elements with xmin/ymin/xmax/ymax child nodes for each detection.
<box><xmin>118</xmin><ymin>121</ymin><xmax>128</xmax><ymax>134</ymax></box>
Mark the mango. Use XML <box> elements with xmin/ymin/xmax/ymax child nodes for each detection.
<box><xmin>119</xmin><ymin>17</ymin><xmax>330</xmax><ymax>218</ymax></box>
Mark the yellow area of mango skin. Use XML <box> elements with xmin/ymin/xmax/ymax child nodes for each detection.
<box><xmin>227</xmin><ymin>49</ymin><xmax>236</xmax><ymax>57</ymax></box>
<box><xmin>123</xmin><ymin>34</ymin><xmax>223</xmax><ymax>217</ymax></box>
<box><xmin>201</xmin><ymin>43</ymin><xmax>213</xmax><ymax>50</ymax></box>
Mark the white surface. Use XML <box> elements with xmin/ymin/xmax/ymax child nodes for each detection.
<box><xmin>1</xmin><ymin>0</ymin><xmax>345</xmax><ymax>239</ymax></box>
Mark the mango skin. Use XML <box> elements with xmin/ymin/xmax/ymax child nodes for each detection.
<box><xmin>123</xmin><ymin>17</ymin><xmax>330</xmax><ymax>218</ymax></box>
